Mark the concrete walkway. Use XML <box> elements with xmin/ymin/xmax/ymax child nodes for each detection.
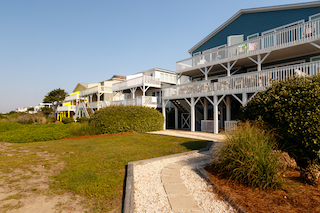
<box><xmin>146</xmin><ymin>130</ymin><xmax>226</xmax><ymax>211</ymax></box>
<box><xmin>147</xmin><ymin>129</ymin><xmax>226</xmax><ymax>142</ymax></box>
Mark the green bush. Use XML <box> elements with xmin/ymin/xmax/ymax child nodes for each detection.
<box><xmin>62</xmin><ymin>117</ymin><xmax>73</xmax><ymax>124</ymax></box>
<box><xmin>212</xmin><ymin>121</ymin><xmax>284</xmax><ymax>189</ymax></box>
<box><xmin>240</xmin><ymin>75</ymin><xmax>320</xmax><ymax>167</ymax></box>
<box><xmin>89</xmin><ymin>105</ymin><xmax>164</xmax><ymax>134</ymax></box>
<box><xmin>46</xmin><ymin>117</ymin><xmax>56</xmax><ymax>123</ymax></box>
<box><xmin>78</xmin><ymin>117</ymin><xmax>89</xmax><ymax>123</ymax></box>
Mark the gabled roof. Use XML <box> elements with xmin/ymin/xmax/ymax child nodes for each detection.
<box><xmin>73</xmin><ymin>83</ymin><xmax>89</xmax><ymax>93</ymax></box>
<box><xmin>188</xmin><ymin>1</ymin><xmax>320</xmax><ymax>54</ymax></box>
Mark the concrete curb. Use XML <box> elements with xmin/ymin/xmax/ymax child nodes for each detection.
<box><xmin>122</xmin><ymin>141</ymin><xmax>213</xmax><ymax>213</ymax></box>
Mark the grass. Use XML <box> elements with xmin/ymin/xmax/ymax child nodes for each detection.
<box><xmin>3</xmin><ymin>193</ymin><xmax>23</xmax><ymax>200</ymax></box>
<box><xmin>0</xmin><ymin>122</ymin><xmax>78</xmax><ymax>142</ymax></box>
<box><xmin>0</xmin><ymin>133</ymin><xmax>207</xmax><ymax>212</ymax></box>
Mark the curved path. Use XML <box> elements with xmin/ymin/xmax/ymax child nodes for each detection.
<box><xmin>129</xmin><ymin>130</ymin><xmax>233</xmax><ymax>212</ymax></box>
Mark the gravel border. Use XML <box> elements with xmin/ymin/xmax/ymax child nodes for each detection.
<box><xmin>122</xmin><ymin>142</ymin><xmax>213</xmax><ymax>213</ymax></box>
<box><xmin>195</xmin><ymin>165</ymin><xmax>247</xmax><ymax>213</ymax></box>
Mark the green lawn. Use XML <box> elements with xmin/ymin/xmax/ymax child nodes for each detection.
<box><xmin>0</xmin><ymin>133</ymin><xmax>207</xmax><ymax>212</ymax></box>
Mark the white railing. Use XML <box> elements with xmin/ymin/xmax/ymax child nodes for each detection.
<box><xmin>79</xmin><ymin>85</ymin><xmax>112</xmax><ymax>97</ymax></box>
<box><xmin>216</xmin><ymin>60</ymin><xmax>320</xmax><ymax>93</ymax></box>
<box><xmin>164</xmin><ymin>61</ymin><xmax>320</xmax><ymax>98</ymax></box>
<box><xmin>56</xmin><ymin>105</ymin><xmax>76</xmax><ymax>112</ymax></box>
<box><xmin>177</xmin><ymin>18</ymin><xmax>320</xmax><ymax>71</ymax></box>
<box><xmin>89</xmin><ymin>101</ymin><xmax>99</xmax><ymax>109</ymax></box>
<box><xmin>65</xmin><ymin>94</ymin><xmax>78</xmax><ymax>101</ymax></box>
<box><xmin>162</xmin><ymin>79</ymin><xmax>213</xmax><ymax>98</ymax></box>
<box><xmin>224</xmin><ymin>121</ymin><xmax>238</xmax><ymax>133</ymax></box>
<box><xmin>112</xmin><ymin>76</ymin><xmax>161</xmax><ymax>91</ymax></box>
<box><xmin>111</xmin><ymin>96</ymin><xmax>157</xmax><ymax>107</ymax></box>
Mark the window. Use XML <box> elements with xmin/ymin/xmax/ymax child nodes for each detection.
<box><xmin>311</xmin><ymin>56</ymin><xmax>320</xmax><ymax>62</ymax></box>
<box><xmin>165</xmin><ymin>74</ymin><xmax>168</xmax><ymax>81</ymax></box>
<box><xmin>193</xmin><ymin>52</ymin><xmax>201</xmax><ymax>57</ymax></box>
<box><xmin>247</xmin><ymin>33</ymin><xmax>259</xmax><ymax>40</ymax></box>
<box><xmin>309</xmin><ymin>13</ymin><xmax>320</xmax><ymax>21</ymax></box>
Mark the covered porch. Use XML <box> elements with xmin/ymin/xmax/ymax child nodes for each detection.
<box><xmin>163</xmin><ymin>60</ymin><xmax>320</xmax><ymax>134</ymax></box>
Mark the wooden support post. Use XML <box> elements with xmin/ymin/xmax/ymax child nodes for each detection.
<box><xmin>175</xmin><ymin>106</ymin><xmax>178</xmax><ymax>129</ymax></box>
<box><xmin>162</xmin><ymin>99</ymin><xmax>169</xmax><ymax>130</ymax></box>
<box><xmin>226</xmin><ymin>96</ymin><xmax>232</xmax><ymax>121</ymax></box>
<box><xmin>242</xmin><ymin>92</ymin><xmax>248</xmax><ymax>107</ymax></box>
<box><xmin>190</xmin><ymin>97</ymin><xmax>195</xmax><ymax>132</ymax></box>
<box><xmin>213</xmin><ymin>95</ymin><xmax>219</xmax><ymax>134</ymax></box>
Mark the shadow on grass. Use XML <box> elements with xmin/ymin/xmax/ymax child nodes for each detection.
<box><xmin>179</xmin><ymin>140</ymin><xmax>209</xmax><ymax>150</ymax></box>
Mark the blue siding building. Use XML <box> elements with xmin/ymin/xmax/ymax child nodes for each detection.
<box><xmin>161</xmin><ymin>1</ymin><xmax>320</xmax><ymax>133</ymax></box>
<box><xmin>191</xmin><ymin>5</ymin><xmax>320</xmax><ymax>55</ymax></box>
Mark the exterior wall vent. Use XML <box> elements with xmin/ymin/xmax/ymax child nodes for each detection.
<box><xmin>227</xmin><ymin>35</ymin><xmax>244</xmax><ymax>46</ymax></box>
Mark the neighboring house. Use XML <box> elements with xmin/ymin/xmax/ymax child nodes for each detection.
<box><xmin>112</xmin><ymin>68</ymin><xmax>190</xmax><ymax>110</ymax></box>
<box><xmin>56</xmin><ymin>75</ymin><xmax>126</xmax><ymax>121</ymax></box>
<box><xmin>15</xmin><ymin>103</ymin><xmax>52</xmax><ymax>114</ymax></box>
<box><xmin>162</xmin><ymin>1</ymin><xmax>320</xmax><ymax>133</ymax></box>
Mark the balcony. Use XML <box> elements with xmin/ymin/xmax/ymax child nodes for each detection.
<box><xmin>79</xmin><ymin>85</ymin><xmax>112</xmax><ymax>97</ymax></box>
<box><xmin>164</xmin><ymin>61</ymin><xmax>320</xmax><ymax>99</ymax></box>
<box><xmin>65</xmin><ymin>94</ymin><xmax>79</xmax><ymax>101</ymax></box>
<box><xmin>112</xmin><ymin>96</ymin><xmax>157</xmax><ymax>108</ymax></box>
<box><xmin>112</xmin><ymin>75</ymin><xmax>161</xmax><ymax>91</ymax></box>
<box><xmin>177</xmin><ymin>18</ymin><xmax>320</xmax><ymax>72</ymax></box>
<box><xmin>56</xmin><ymin>105</ymin><xmax>76</xmax><ymax>112</ymax></box>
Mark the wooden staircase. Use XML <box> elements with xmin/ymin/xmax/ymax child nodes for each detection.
<box><xmin>86</xmin><ymin>107</ymin><xmax>93</xmax><ymax>116</ymax></box>
<box><xmin>170</xmin><ymin>100</ymin><xmax>188</xmax><ymax>113</ymax></box>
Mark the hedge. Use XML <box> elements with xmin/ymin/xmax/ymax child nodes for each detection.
<box><xmin>89</xmin><ymin>105</ymin><xmax>164</xmax><ymax>134</ymax></box>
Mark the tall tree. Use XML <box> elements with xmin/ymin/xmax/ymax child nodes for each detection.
<box><xmin>43</xmin><ymin>88</ymin><xmax>67</xmax><ymax>116</ymax></box>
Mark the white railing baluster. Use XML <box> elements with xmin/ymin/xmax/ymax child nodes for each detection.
<box><xmin>177</xmin><ymin>18</ymin><xmax>320</xmax><ymax>71</ymax></box>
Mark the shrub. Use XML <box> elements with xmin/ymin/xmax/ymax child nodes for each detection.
<box><xmin>17</xmin><ymin>112</ymin><xmax>46</xmax><ymax>124</ymax></box>
<box><xmin>46</xmin><ymin>117</ymin><xmax>56</xmax><ymax>124</ymax></box>
<box><xmin>78</xmin><ymin>117</ymin><xmax>89</xmax><ymax>123</ymax></box>
<box><xmin>89</xmin><ymin>105</ymin><xmax>164</xmax><ymax>134</ymax></box>
<box><xmin>40</xmin><ymin>106</ymin><xmax>54</xmax><ymax>116</ymax></box>
<box><xmin>62</xmin><ymin>117</ymin><xmax>73</xmax><ymax>124</ymax></box>
<box><xmin>17</xmin><ymin>114</ymin><xmax>34</xmax><ymax>124</ymax></box>
<box><xmin>212</xmin><ymin>121</ymin><xmax>284</xmax><ymax>189</ymax></box>
<box><xmin>240</xmin><ymin>75</ymin><xmax>320</xmax><ymax>167</ymax></box>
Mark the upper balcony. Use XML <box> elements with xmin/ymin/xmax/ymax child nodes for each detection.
<box><xmin>177</xmin><ymin>18</ymin><xmax>320</xmax><ymax>73</ymax></box>
<box><xmin>56</xmin><ymin>105</ymin><xmax>76</xmax><ymax>112</ymax></box>
<box><xmin>112</xmin><ymin>75</ymin><xmax>161</xmax><ymax>92</ymax></box>
<box><xmin>79</xmin><ymin>85</ymin><xmax>113</xmax><ymax>97</ymax></box>
<box><xmin>112</xmin><ymin>96</ymin><xmax>157</xmax><ymax>108</ymax></box>
<box><xmin>164</xmin><ymin>60</ymin><xmax>320</xmax><ymax>99</ymax></box>
<box><xmin>65</xmin><ymin>94</ymin><xmax>79</xmax><ymax>101</ymax></box>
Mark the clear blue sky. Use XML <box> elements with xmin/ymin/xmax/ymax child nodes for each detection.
<box><xmin>0</xmin><ymin>0</ymin><xmax>314</xmax><ymax>112</ymax></box>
